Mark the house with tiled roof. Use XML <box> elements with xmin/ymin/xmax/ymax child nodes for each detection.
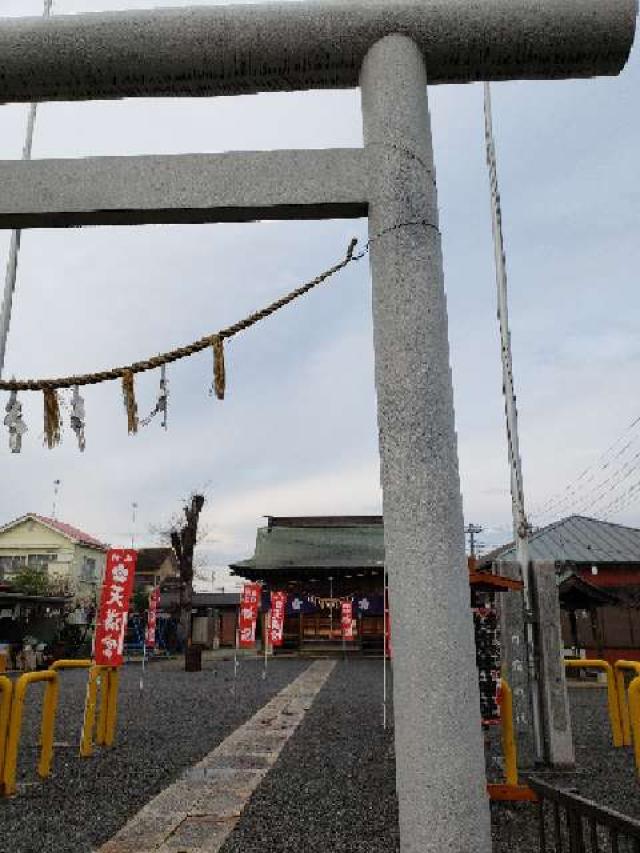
<box><xmin>479</xmin><ymin>515</ymin><xmax>640</xmax><ymax>664</ymax></box>
<box><xmin>135</xmin><ymin>547</ymin><xmax>178</xmax><ymax>592</ymax></box>
<box><xmin>0</xmin><ymin>513</ymin><xmax>108</xmax><ymax>602</ymax></box>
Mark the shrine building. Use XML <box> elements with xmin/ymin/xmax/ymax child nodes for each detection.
<box><xmin>231</xmin><ymin>515</ymin><xmax>520</xmax><ymax>724</ymax></box>
<box><xmin>230</xmin><ymin>516</ymin><xmax>386</xmax><ymax>654</ymax></box>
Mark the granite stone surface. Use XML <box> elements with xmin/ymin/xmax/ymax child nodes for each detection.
<box><xmin>362</xmin><ymin>34</ymin><xmax>491</xmax><ymax>852</ymax></box>
<box><xmin>0</xmin><ymin>0</ymin><xmax>636</xmax><ymax>104</ymax></box>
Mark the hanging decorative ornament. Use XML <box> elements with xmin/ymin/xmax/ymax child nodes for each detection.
<box><xmin>70</xmin><ymin>385</ymin><xmax>86</xmax><ymax>451</ymax></box>
<box><xmin>139</xmin><ymin>364</ymin><xmax>169</xmax><ymax>430</ymax></box>
<box><xmin>212</xmin><ymin>335</ymin><xmax>226</xmax><ymax>400</ymax></box>
<box><xmin>122</xmin><ymin>370</ymin><xmax>138</xmax><ymax>434</ymax></box>
<box><xmin>159</xmin><ymin>364</ymin><xmax>168</xmax><ymax>430</ymax></box>
<box><xmin>4</xmin><ymin>389</ymin><xmax>27</xmax><ymax>453</ymax></box>
<box><xmin>43</xmin><ymin>387</ymin><xmax>61</xmax><ymax>448</ymax></box>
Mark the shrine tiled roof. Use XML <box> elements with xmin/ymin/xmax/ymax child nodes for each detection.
<box><xmin>230</xmin><ymin>516</ymin><xmax>385</xmax><ymax>574</ymax></box>
<box><xmin>480</xmin><ymin>515</ymin><xmax>640</xmax><ymax>567</ymax></box>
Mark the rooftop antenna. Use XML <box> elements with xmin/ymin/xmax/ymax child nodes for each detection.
<box><xmin>52</xmin><ymin>479</ymin><xmax>61</xmax><ymax>519</ymax></box>
<box><xmin>131</xmin><ymin>501</ymin><xmax>138</xmax><ymax>549</ymax></box>
<box><xmin>0</xmin><ymin>0</ymin><xmax>53</xmax><ymax>379</ymax></box>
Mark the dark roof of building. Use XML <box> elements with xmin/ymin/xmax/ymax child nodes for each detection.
<box><xmin>159</xmin><ymin>589</ymin><xmax>240</xmax><ymax>608</ymax></box>
<box><xmin>267</xmin><ymin>516</ymin><xmax>383</xmax><ymax>529</ymax></box>
<box><xmin>192</xmin><ymin>592</ymin><xmax>241</xmax><ymax>607</ymax></box>
<box><xmin>558</xmin><ymin>574</ymin><xmax>622</xmax><ymax>609</ymax></box>
<box><xmin>231</xmin><ymin>516</ymin><xmax>385</xmax><ymax>574</ymax></box>
<box><xmin>136</xmin><ymin>548</ymin><xmax>177</xmax><ymax>572</ymax></box>
<box><xmin>479</xmin><ymin>515</ymin><xmax>640</xmax><ymax>566</ymax></box>
<box><xmin>0</xmin><ymin>591</ymin><xmax>72</xmax><ymax>606</ymax></box>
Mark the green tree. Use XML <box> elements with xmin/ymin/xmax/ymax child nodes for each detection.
<box><xmin>133</xmin><ymin>588</ymin><xmax>149</xmax><ymax>614</ymax></box>
<box><xmin>12</xmin><ymin>565</ymin><xmax>52</xmax><ymax>596</ymax></box>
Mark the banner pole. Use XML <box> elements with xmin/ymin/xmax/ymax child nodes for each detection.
<box><xmin>263</xmin><ymin>611</ymin><xmax>269</xmax><ymax>680</ymax></box>
<box><xmin>140</xmin><ymin>622</ymin><xmax>147</xmax><ymax>692</ymax></box>
<box><xmin>383</xmin><ymin>572</ymin><xmax>387</xmax><ymax>730</ymax></box>
<box><xmin>233</xmin><ymin>624</ymin><xmax>239</xmax><ymax>701</ymax></box>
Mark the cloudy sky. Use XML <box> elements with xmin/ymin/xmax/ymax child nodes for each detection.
<box><xmin>1</xmin><ymin>0</ymin><xmax>638</xmax><ymax>584</ymax></box>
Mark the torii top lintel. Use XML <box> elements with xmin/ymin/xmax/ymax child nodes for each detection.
<box><xmin>0</xmin><ymin>0</ymin><xmax>636</xmax><ymax>105</ymax></box>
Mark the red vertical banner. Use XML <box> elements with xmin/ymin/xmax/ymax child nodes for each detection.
<box><xmin>145</xmin><ymin>586</ymin><xmax>161</xmax><ymax>649</ymax></box>
<box><xmin>95</xmin><ymin>549</ymin><xmax>137</xmax><ymax>667</ymax></box>
<box><xmin>341</xmin><ymin>600</ymin><xmax>354</xmax><ymax>640</ymax></box>
<box><xmin>239</xmin><ymin>583</ymin><xmax>261</xmax><ymax>648</ymax></box>
<box><xmin>269</xmin><ymin>592</ymin><xmax>287</xmax><ymax>647</ymax></box>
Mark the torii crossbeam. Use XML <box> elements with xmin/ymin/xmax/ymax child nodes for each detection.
<box><xmin>0</xmin><ymin>2</ymin><xmax>636</xmax><ymax>850</ymax></box>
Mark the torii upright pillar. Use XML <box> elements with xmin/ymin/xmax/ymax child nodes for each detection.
<box><xmin>361</xmin><ymin>36</ymin><xmax>491</xmax><ymax>850</ymax></box>
<box><xmin>0</xmin><ymin>2</ymin><xmax>636</xmax><ymax>851</ymax></box>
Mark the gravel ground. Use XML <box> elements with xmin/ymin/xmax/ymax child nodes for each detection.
<box><xmin>0</xmin><ymin>657</ymin><xmax>306</xmax><ymax>853</ymax></box>
<box><xmin>221</xmin><ymin>667</ymin><xmax>639</xmax><ymax>853</ymax></box>
<box><xmin>492</xmin><ymin>686</ymin><xmax>640</xmax><ymax>852</ymax></box>
<box><xmin>3</xmin><ymin>661</ymin><xmax>635</xmax><ymax>853</ymax></box>
<box><xmin>221</xmin><ymin>659</ymin><xmax>399</xmax><ymax>853</ymax></box>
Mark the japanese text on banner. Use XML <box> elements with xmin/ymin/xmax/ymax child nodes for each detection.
<box><xmin>145</xmin><ymin>586</ymin><xmax>161</xmax><ymax>649</ymax></box>
<box><xmin>341</xmin><ymin>600</ymin><xmax>354</xmax><ymax>640</ymax></box>
<box><xmin>95</xmin><ymin>549</ymin><xmax>137</xmax><ymax>667</ymax></box>
<box><xmin>269</xmin><ymin>591</ymin><xmax>287</xmax><ymax>647</ymax></box>
<box><xmin>239</xmin><ymin>583</ymin><xmax>261</xmax><ymax>648</ymax></box>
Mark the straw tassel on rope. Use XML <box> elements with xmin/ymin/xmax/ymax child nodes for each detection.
<box><xmin>212</xmin><ymin>336</ymin><xmax>226</xmax><ymax>400</ymax></box>
<box><xmin>122</xmin><ymin>370</ymin><xmax>139</xmax><ymax>434</ymax></box>
<box><xmin>43</xmin><ymin>388</ymin><xmax>61</xmax><ymax>448</ymax></box>
<box><xmin>1</xmin><ymin>239</ymin><xmax>365</xmax><ymax>452</ymax></box>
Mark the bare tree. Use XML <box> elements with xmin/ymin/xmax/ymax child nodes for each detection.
<box><xmin>167</xmin><ymin>494</ymin><xmax>206</xmax><ymax>652</ymax></box>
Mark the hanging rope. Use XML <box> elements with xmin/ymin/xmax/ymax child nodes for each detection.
<box><xmin>0</xmin><ymin>238</ymin><xmax>359</xmax><ymax>394</ymax></box>
<box><xmin>1</xmin><ymin>216</ymin><xmax>438</xmax><ymax>452</ymax></box>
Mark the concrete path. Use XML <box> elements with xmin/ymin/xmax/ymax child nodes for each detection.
<box><xmin>99</xmin><ymin>660</ymin><xmax>335</xmax><ymax>853</ymax></box>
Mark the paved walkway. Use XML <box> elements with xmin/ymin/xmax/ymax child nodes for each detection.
<box><xmin>100</xmin><ymin>661</ymin><xmax>335</xmax><ymax>853</ymax></box>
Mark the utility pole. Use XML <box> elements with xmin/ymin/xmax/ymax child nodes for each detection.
<box><xmin>465</xmin><ymin>523</ymin><xmax>484</xmax><ymax>558</ymax></box>
<box><xmin>484</xmin><ymin>81</ymin><xmax>542</xmax><ymax>764</ymax></box>
<box><xmin>0</xmin><ymin>0</ymin><xmax>53</xmax><ymax>379</ymax></box>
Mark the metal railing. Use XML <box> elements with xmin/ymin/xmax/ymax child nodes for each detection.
<box><xmin>613</xmin><ymin>661</ymin><xmax>640</xmax><ymax>749</ymax></box>
<box><xmin>1</xmin><ymin>670</ymin><xmax>59</xmax><ymax>796</ymax></box>
<box><xmin>80</xmin><ymin>665</ymin><xmax>119</xmax><ymax>757</ymax></box>
<box><xmin>564</xmin><ymin>659</ymin><xmax>623</xmax><ymax>748</ymax></box>
<box><xmin>530</xmin><ymin>777</ymin><xmax>640</xmax><ymax>852</ymax></box>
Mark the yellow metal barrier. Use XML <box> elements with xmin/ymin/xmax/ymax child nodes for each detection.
<box><xmin>613</xmin><ymin>660</ymin><xmax>640</xmax><ymax>747</ymax></box>
<box><xmin>103</xmin><ymin>668</ymin><xmax>119</xmax><ymax>748</ymax></box>
<box><xmin>50</xmin><ymin>659</ymin><xmax>92</xmax><ymax>672</ymax></box>
<box><xmin>0</xmin><ymin>676</ymin><xmax>13</xmax><ymax>786</ymax></box>
<box><xmin>499</xmin><ymin>679</ymin><xmax>518</xmax><ymax>787</ymax></box>
<box><xmin>46</xmin><ymin>660</ymin><xmax>93</xmax><ymax>747</ymax></box>
<box><xmin>564</xmin><ymin>659</ymin><xmax>623</xmax><ymax>747</ymax></box>
<box><xmin>487</xmin><ymin>677</ymin><xmax>537</xmax><ymax>802</ymax></box>
<box><xmin>81</xmin><ymin>665</ymin><xmax>118</xmax><ymax>757</ymax></box>
<box><xmin>628</xmin><ymin>676</ymin><xmax>640</xmax><ymax>775</ymax></box>
<box><xmin>1</xmin><ymin>670</ymin><xmax>59</xmax><ymax>797</ymax></box>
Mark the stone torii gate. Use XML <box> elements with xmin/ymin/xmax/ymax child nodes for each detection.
<box><xmin>0</xmin><ymin>2</ymin><xmax>636</xmax><ymax>850</ymax></box>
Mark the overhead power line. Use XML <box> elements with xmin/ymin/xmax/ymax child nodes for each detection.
<box><xmin>531</xmin><ymin>413</ymin><xmax>640</xmax><ymax>523</ymax></box>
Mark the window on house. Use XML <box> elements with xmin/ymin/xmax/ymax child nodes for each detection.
<box><xmin>27</xmin><ymin>554</ymin><xmax>57</xmax><ymax>571</ymax></box>
<box><xmin>81</xmin><ymin>557</ymin><xmax>97</xmax><ymax>582</ymax></box>
<box><xmin>0</xmin><ymin>555</ymin><xmax>26</xmax><ymax>579</ymax></box>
